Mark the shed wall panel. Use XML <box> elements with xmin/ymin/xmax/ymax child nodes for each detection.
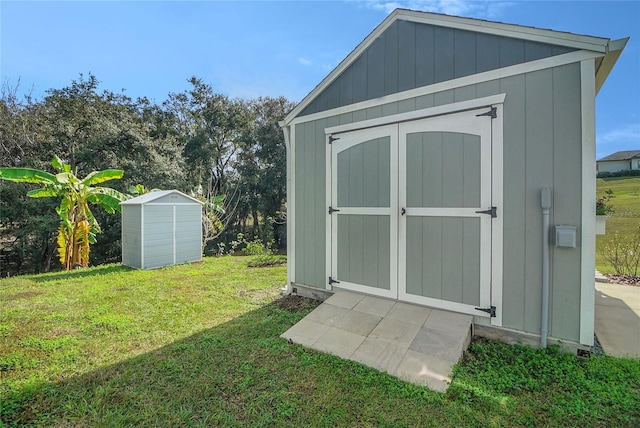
<box><xmin>121</xmin><ymin>205</ymin><xmax>142</xmax><ymax>268</ymax></box>
<box><xmin>175</xmin><ymin>205</ymin><xmax>202</xmax><ymax>264</ymax></box>
<box><xmin>143</xmin><ymin>205</ymin><xmax>174</xmax><ymax>269</ymax></box>
<box><xmin>299</xmin><ymin>20</ymin><xmax>577</xmax><ymax>116</ymax></box>
<box><xmin>293</xmin><ymin>62</ymin><xmax>584</xmax><ymax>343</ymax></box>
<box><xmin>550</xmin><ymin>62</ymin><xmax>582</xmax><ymax>340</ymax></box>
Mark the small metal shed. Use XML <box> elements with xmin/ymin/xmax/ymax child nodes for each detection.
<box><xmin>120</xmin><ymin>190</ymin><xmax>203</xmax><ymax>269</ymax></box>
<box><xmin>280</xmin><ymin>9</ymin><xmax>628</xmax><ymax>350</ymax></box>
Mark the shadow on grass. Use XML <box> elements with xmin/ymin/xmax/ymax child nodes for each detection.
<box><xmin>5</xmin><ymin>297</ymin><xmax>400</xmax><ymax>427</ymax></box>
<box><xmin>31</xmin><ymin>264</ymin><xmax>133</xmax><ymax>283</ymax></box>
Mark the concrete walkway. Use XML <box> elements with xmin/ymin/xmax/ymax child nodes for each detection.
<box><xmin>595</xmin><ymin>282</ymin><xmax>640</xmax><ymax>359</ymax></box>
<box><xmin>281</xmin><ymin>290</ymin><xmax>472</xmax><ymax>392</ymax></box>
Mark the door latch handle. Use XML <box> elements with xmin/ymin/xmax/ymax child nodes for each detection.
<box><xmin>401</xmin><ymin>207</ymin><xmax>406</xmax><ymax>216</ymax></box>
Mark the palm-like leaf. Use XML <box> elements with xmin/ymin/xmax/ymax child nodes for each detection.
<box><xmin>3</xmin><ymin>155</ymin><xmax>129</xmax><ymax>270</ymax></box>
<box><xmin>81</xmin><ymin>169</ymin><xmax>125</xmax><ymax>187</ymax></box>
<box><xmin>0</xmin><ymin>168</ymin><xmax>57</xmax><ymax>185</ymax></box>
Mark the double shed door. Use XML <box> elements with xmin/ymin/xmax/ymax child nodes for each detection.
<box><xmin>329</xmin><ymin>109</ymin><xmax>493</xmax><ymax>317</ymax></box>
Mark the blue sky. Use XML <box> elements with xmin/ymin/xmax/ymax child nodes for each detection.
<box><xmin>1</xmin><ymin>1</ymin><xmax>638</xmax><ymax>159</ymax></box>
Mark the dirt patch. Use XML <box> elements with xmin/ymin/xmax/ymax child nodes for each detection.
<box><xmin>5</xmin><ymin>291</ymin><xmax>43</xmax><ymax>301</ymax></box>
<box><xmin>274</xmin><ymin>295</ymin><xmax>321</xmax><ymax>313</ymax></box>
<box><xmin>606</xmin><ymin>274</ymin><xmax>640</xmax><ymax>286</ymax></box>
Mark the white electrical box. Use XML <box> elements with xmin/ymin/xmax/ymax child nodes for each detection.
<box><xmin>555</xmin><ymin>225</ymin><xmax>577</xmax><ymax>248</ymax></box>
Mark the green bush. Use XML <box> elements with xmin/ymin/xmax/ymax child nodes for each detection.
<box><xmin>597</xmin><ymin>169</ymin><xmax>640</xmax><ymax>178</ymax></box>
<box><xmin>599</xmin><ymin>225</ymin><xmax>640</xmax><ymax>276</ymax></box>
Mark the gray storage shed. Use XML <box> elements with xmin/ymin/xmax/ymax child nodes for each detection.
<box><xmin>120</xmin><ymin>190</ymin><xmax>203</xmax><ymax>269</ymax></box>
<box><xmin>280</xmin><ymin>9</ymin><xmax>627</xmax><ymax>349</ymax></box>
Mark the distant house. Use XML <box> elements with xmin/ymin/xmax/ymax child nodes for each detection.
<box><xmin>597</xmin><ymin>150</ymin><xmax>640</xmax><ymax>174</ymax></box>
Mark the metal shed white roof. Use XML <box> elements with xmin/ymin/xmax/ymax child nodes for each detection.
<box><xmin>120</xmin><ymin>189</ymin><xmax>203</xmax><ymax>205</ymax></box>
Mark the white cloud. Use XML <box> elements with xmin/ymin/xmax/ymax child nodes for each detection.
<box><xmin>362</xmin><ymin>0</ymin><xmax>513</xmax><ymax>20</ymax></box>
<box><xmin>598</xmin><ymin>122</ymin><xmax>640</xmax><ymax>144</ymax></box>
<box><xmin>596</xmin><ymin>122</ymin><xmax>640</xmax><ymax>158</ymax></box>
<box><xmin>298</xmin><ymin>57</ymin><xmax>312</xmax><ymax>65</ymax></box>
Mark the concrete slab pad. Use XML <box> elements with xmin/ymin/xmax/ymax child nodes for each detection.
<box><xmin>595</xmin><ymin>283</ymin><xmax>640</xmax><ymax>358</ymax></box>
<box><xmin>280</xmin><ymin>318</ymin><xmax>331</xmax><ymax>347</ymax></box>
<box><xmin>386</xmin><ymin>302</ymin><xmax>432</xmax><ymax>326</ymax></box>
<box><xmin>324</xmin><ymin>290</ymin><xmax>365</xmax><ymax>309</ymax></box>
<box><xmin>394</xmin><ymin>350</ymin><xmax>454</xmax><ymax>392</ymax></box>
<box><xmin>353</xmin><ymin>295</ymin><xmax>396</xmax><ymax>317</ymax></box>
<box><xmin>312</xmin><ymin>327</ymin><xmax>366</xmax><ymax>360</ymax></box>
<box><xmin>369</xmin><ymin>318</ymin><xmax>422</xmax><ymax>347</ymax></box>
<box><xmin>424</xmin><ymin>309</ymin><xmax>473</xmax><ymax>336</ymax></box>
<box><xmin>410</xmin><ymin>327</ymin><xmax>467</xmax><ymax>362</ymax></box>
<box><xmin>351</xmin><ymin>337</ymin><xmax>408</xmax><ymax>374</ymax></box>
<box><xmin>336</xmin><ymin>309</ymin><xmax>382</xmax><ymax>336</ymax></box>
<box><xmin>305</xmin><ymin>302</ymin><xmax>350</xmax><ymax>327</ymax></box>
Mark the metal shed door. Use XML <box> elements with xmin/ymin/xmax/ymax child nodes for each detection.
<box><xmin>398</xmin><ymin>109</ymin><xmax>493</xmax><ymax>316</ymax></box>
<box><xmin>329</xmin><ymin>124</ymin><xmax>398</xmax><ymax>299</ymax></box>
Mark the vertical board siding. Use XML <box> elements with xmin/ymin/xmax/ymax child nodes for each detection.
<box><xmin>406</xmin><ymin>132</ymin><xmax>480</xmax><ymax>208</ymax></box>
<box><xmin>121</xmin><ymin>205</ymin><xmax>142</xmax><ymax>268</ymax></box>
<box><xmin>405</xmin><ymin>217</ymin><xmax>480</xmax><ymax>306</ymax></box>
<box><xmin>299</xmin><ymin>20</ymin><xmax>576</xmax><ymax>117</ymax></box>
<box><xmin>523</xmin><ymin>68</ymin><xmax>554</xmax><ymax>335</ymax></box>
<box><xmin>337</xmin><ymin>137</ymin><xmax>390</xmax><ymax>207</ymax></box>
<box><xmin>550</xmin><ymin>62</ymin><xmax>582</xmax><ymax>340</ymax></box>
<box><xmin>337</xmin><ymin>215</ymin><xmax>390</xmax><ymax>290</ymax></box>
<box><xmin>175</xmin><ymin>206</ymin><xmax>202</xmax><ymax>264</ymax></box>
<box><xmin>143</xmin><ymin>205</ymin><xmax>174</xmax><ymax>269</ymax></box>
<box><xmin>499</xmin><ymin>75</ymin><xmax>527</xmax><ymax>331</ymax></box>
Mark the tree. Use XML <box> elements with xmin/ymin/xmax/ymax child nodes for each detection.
<box><xmin>0</xmin><ymin>155</ymin><xmax>129</xmax><ymax>269</ymax></box>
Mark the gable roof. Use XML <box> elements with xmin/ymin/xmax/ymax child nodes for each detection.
<box><xmin>283</xmin><ymin>8</ymin><xmax>627</xmax><ymax>125</ymax></box>
<box><xmin>597</xmin><ymin>150</ymin><xmax>640</xmax><ymax>162</ymax></box>
<box><xmin>120</xmin><ymin>189</ymin><xmax>202</xmax><ymax>205</ymax></box>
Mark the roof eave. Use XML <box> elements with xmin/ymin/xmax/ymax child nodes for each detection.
<box><xmin>595</xmin><ymin>38</ymin><xmax>629</xmax><ymax>95</ymax></box>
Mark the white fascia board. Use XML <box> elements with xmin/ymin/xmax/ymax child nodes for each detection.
<box><xmin>284</xmin><ymin>10</ymin><xmax>609</xmax><ymax>125</ymax></box>
<box><xmin>596</xmin><ymin>38</ymin><xmax>629</xmax><ymax>95</ymax></box>
<box><xmin>395</xmin><ymin>9</ymin><xmax>609</xmax><ymax>53</ymax></box>
<box><xmin>291</xmin><ymin>50</ymin><xmax>602</xmax><ymax>128</ymax></box>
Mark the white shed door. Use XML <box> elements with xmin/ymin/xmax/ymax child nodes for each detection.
<box><xmin>329</xmin><ymin>108</ymin><xmax>494</xmax><ymax>317</ymax></box>
<box><xmin>329</xmin><ymin>124</ymin><xmax>398</xmax><ymax>298</ymax></box>
<box><xmin>398</xmin><ymin>110</ymin><xmax>493</xmax><ymax>316</ymax></box>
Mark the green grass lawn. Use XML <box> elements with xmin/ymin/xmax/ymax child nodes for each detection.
<box><xmin>596</xmin><ymin>176</ymin><xmax>640</xmax><ymax>273</ymax></box>
<box><xmin>1</xmin><ymin>257</ymin><xmax>639</xmax><ymax>426</ymax></box>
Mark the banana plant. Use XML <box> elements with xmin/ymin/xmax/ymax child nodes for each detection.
<box><xmin>0</xmin><ymin>155</ymin><xmax>129</xmax><ymax>270</ymax></box>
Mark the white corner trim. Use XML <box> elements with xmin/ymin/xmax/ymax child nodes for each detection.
<box><xmin>325</xmin><ymin>94</ymin><xmax>506</xmax><ymax>136</ymax></box>
<box><xmin>140</xmin><ymin>205</ymin><xmax>145</xmax><ymax>270</ymax></box>
<box><xmin>286</xmin><ymin>50</ymin><xmax>602</xmax><ymax>127</ymax></box>
<box><xmin>325</xmin><ymin>132</ymin><xmax>332</xmax><ymax>291</ymax></box>
<box><xmin>491</xmin><ymin>104</ymin><xmax>504</xmax><ymax>327</ymax></box>
<box><xmin>580</xmin><ymin>59</ymin><xmax>597</xmax><ymax>346</ymax></box>
<box><xmin>283</xmin><ymin>124</ymin><xmax>295</xmax><ymax>291</ymax></box>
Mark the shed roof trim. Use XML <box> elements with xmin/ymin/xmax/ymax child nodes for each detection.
<box><xmin>284</xmin><ymin>8</ymin><xmax>619</xmax><ymax>126</ymax></box>
<box><xmin>120</xmin><ymin>189</ymin><xmax>203</xmax><ymax>205</ymax></box>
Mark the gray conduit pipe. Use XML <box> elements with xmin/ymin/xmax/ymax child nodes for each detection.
<box><xmin>540</xmin><ymin>188</ymin><xmax>552</xmax><ymax>348</ymax></box>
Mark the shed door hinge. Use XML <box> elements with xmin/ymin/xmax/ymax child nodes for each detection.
<box><xmin>475</xmin><ymin>306</ymin><xmax>496</xmax><ymax>317</ymax></box>
<box><xmin>476</xmin><ymin>107</ymin><xmax>497</xmax><ymax>119</ymax></box>
<box><xmin>328</xmin><ymin>206</ymin><xmax>340</xmax><ymax>214</ymax></box>
<box><xmin>329</xmin><ymin>135</ymin><xmax>340</xmax><ymax>144</ymax></box>
<box><xmin>329</xmin><ymin>277</ymin><xmax>340</xmax><ymax>285</ymax></box>
<box><xmin>475</xmin><ymin>206</ymin><xmax>497</xmax><ymax>218</ymax></box>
